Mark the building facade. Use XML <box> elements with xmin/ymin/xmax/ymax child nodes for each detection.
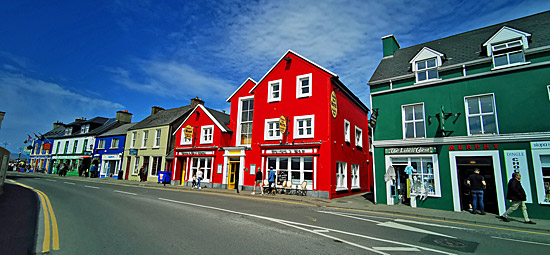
<box><xmin>29</xmin><ymin>122</ymin><xmax>65</xmax><ymax>173</ymax></box>
<box><xmin>368</xmin><ymin>12</ymin><xmax>550</xmax><ymax>219</ymax></box>
<box><xmin>94</xmin><ymin>122</ymin><xmax>134</xmax><ymax>179</ymax></box>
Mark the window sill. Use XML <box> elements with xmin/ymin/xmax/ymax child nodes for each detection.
<box><xmin>264</xmin><ymin>137</ymin><xmax>282</xmax><ymax>141</ymax></box>
<box><xmin>336</xmin><ymin>187</ymin><xmax>348</xmax><ymax>192</ymax></box>
<box><xmin>296</xmin><ymin>94</ymin><xmax>311</xmax><ymax>99</ymax></box>
<box><xmin>467</xmin><ymin>133</ymin><xmax>499</xmax><ymax>136</ymax></box>
<box><xmin>267</xmin><ymin>99</ymin><xmax>281</xmax><ymax>103</ymax></box>
<box><xmin>295</xmin><ymin>136</ymin><xmax>314</xmax><ymax>139</ymax></box>
<box><xmin>351</xmin><ymin>186</ymin><xmax>361</xmax><ymax>190</ymax></box>
<box><xmin>491</xmin><ymin>62</ymin><xmax>530</xmax><ymax>71</ymax></box>
<box><xmin>110</xmin><ymin>147</ymin><xmax>118</xmax><ymax>150</ymax></box>
<box><xmin>200</xmin><ymin>141</ymin><xmax>213</xmax><ymax>145</ymax></box>
<box><xmin>413</xmin><ymin>78</ymin><xmax>441</xmax><ymax>85</ymax></box>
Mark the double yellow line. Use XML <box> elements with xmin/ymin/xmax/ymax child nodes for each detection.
<box><xmin>8</xmin><ymin>180</ymin><xmax>60</xmax><ymax>252</ymax></box>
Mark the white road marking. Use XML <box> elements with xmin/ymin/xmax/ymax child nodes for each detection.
<box><xmin>394</xmin><ymin>219</ymin><xmax>473</xmax><ymax>231</ymax></box>
<box><xmin>114</xmin><ymin>190</ymin><xmax>137</xmax><ymax>196</ymax></box>
<box><xmin>318</xmin><ymin>211</ymin><xmax>394</xmax><ymax>221</ymax></box>
<box><xmin>46</xmin><ymin>179</ymin><xmax>56</xmax><ymax>182</ymax></box>
<box><xmin>84</xmin><ymin>185</ymin><xmax>99</xmax><ymax>189</ymax></box>
<box><xmin>158</xmin><ymin>198</ymin><xmax>456</xmax><ymax>255</ymax></box>
<box><xmin>63</xmin><ymin>182</ymin><xmax>75</xmax><ymax>185</ymax></box>
<box><xmin>373</xmin><ymin>247</ymin><xmax>421</xmax><ymax>252</ymax></box>
<box><xmin>491</xmin><ymin>236</ymin><xmax>550</xmax><ymax>246</ymax></box>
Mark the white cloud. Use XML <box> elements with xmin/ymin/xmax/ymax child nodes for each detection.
<box><xmin>0</xmin><ymin>71</ymin><xmax>124</xmax><ymax>152</ymax></box>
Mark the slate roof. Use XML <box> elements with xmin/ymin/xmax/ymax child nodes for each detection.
<box><xmin>97</xmin><ymin>123</ymin><xmax>135</xmax><ymax>137</ymax></box>
<box><xmin>205</xmin><ymin>107</ymin><xmax>231</xmax><ymax>132</ymax></box>
<box><xmin>369</xmin><ymin>11</ymin><xmax>550</xmax><ymax>83</ymax></box>
<box><xmin>129</xmin><ymin>105</ymin><xmax>193</xmax><ymax>131</ymax></box>
<box><xmin>42</xmin><ymin>126</ymin><xmax>66</xmax><ymax>139</ymax></box>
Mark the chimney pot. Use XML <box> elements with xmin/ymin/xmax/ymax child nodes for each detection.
<box><xmin>191</xmin><ymin>97</ymin><xmax>205</xmax><ymax>108</ymax></box>
<box><xmin>151</xmin><ymin>106</ymin><xmax>165</xmax><ymax>115</ymax></box>
<box><xmin>116</xmin><ymin>110</ymin><xmax>133</xmax><ymax>123</ymax></box>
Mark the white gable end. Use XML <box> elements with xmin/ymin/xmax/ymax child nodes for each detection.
<box><xmin>409</xmin><ymin>47</ymin><xmax>444</xmax><ymax>71</ymax></box>
<box><xmin>483</xmin><ymin>26</ymin><xmax>531</xmax><ymax>56</ymax></box>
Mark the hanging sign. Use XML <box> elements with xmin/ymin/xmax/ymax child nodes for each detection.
<box><xmin>279</xmin><ymin>116</ymin><xmax>287</xmax><ymax>134</ymax></box>
<box><xmin>184</xmin><ymin>125</ymin><xmax>193</xmax><ymax>140</ymax></box>
<box><xmin>330</xmin><ymin>91</ymin><xmax>338</xmax><ymax>118</ymax></box>
<box><xmin>369</xmin><ymin>108</ymin><xmax>378</xmax><ymax>130</ymax></box>
<box><xmin>504</xmin><ymin>150</ymin><xmax>533</xmax><ymax>203</ymax></box>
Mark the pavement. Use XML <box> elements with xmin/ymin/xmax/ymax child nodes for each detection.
<box><xmin>6</xmin><ymin>171</ymin><xmax>550</xmax><ymax>234</ymax></box>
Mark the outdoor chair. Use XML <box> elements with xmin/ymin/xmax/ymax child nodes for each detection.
<box><xmin>298</xmin><ymin>181</ymin><xmax>308</xmax><ymax>196</ymax></box>
<box><xmin>262</xmin><ymin>179</ymin><xmax>270</xmax><ymax>194</ymax></box>
<box><xmin>285</xmin><ymin>180</ymin><xmax>295</xmax><ymax>195</ymax></box>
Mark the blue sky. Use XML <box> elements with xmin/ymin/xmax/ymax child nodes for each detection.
<box><xmin>1</xmin><ymin>0</ymin><xmax>549</xmax><ymax>153</ymax></box>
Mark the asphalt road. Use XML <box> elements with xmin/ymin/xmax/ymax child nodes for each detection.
<box><xmin>3</xmin><ymin>174</ymin><xmax>550</xmax><ymax>255</ymax></box>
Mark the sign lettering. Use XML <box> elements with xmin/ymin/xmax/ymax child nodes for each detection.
<box><xmin>177</xmin><ymin>151</ymin><xmax>213</xmax><ymax>156</ymax></box>
<box><xmin>384</xmin><ymin>147</ymin><xmax>437</xmax><ymax>154</ymax></box>
<box><xmin>267</xmin><ymin>149</ymin><xmax>313</xmax><ymax>154</ymax></box>
<box><xmin>330</xmin><ymin>91</ymin><xmax>338</xmax><ymax>118</ymax></box>
<box><xmin>184</xmin><ymin>125</ymin><xmax>193</xmax><ymax>140</ymax></box>
<box><xmin>279</xmin><ymin>116</ymin><xmax>287</xmax><ymax>134</ymax></box>
<box><xmin>531</xmin><ymin>141</ymin><xmax>550</xmax><ymax>149</ymax></box>
<box><xmin>449</xmin><ymin>144</ymin><xmax>498</xmax><ymax>151</ymax></box>
<box><xmin>504</xmin><ymin>150</ymin><xmax>533</xmax><ymax>203</ymax></box>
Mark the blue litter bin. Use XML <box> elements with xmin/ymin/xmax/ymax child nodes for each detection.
<box><xmin>158</xmin><ymin>171</ymin><xmax>172</xmax><ymax>185</ymax></box>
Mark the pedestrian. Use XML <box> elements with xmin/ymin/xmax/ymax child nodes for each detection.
<box><xmin>90</xmin><ymin>163</ymin><xmax>98</xmax><ymax>178</ymax></box>
<box><xmin>197</xmin><ymin>168</ymin><xmax>203</xmax><ymax>189</ymax></box>
<box><xmin>139</xmin><ymin>166</ymin><xmax>146</xmax><ymax>182</ymax></box>
<box><xmin>498</xmin><ymin>172</ymin><xmax>536</xmax><ymax>224</ymax></box>
<box><xmin>466</xmin><ymin>168</ymin><xmax>486</xmax><ymax>215</ymax></box>
<box><xmin>61</xmin><ymin>163</ymin><xmax>68</xmax><ymax>177</ymax></box>
<box><xmin>268</xmin><ymin>167</ymin><xmax>276</xmax><ymax>195</ymax></box>
<box><xmin>191</xmin><ymin>174</ymin><xmax>198</xmax><ymax>189</ymax></box>
<box><xmin>235</xmin><ymin>167</ymin><xmax>240</xmax><ymax>194</ymax></box>
<box><xmin>252</xmin><ymin>168</ymin><xmax>263</xmax><ymax>195</ymax></box>
<box><xmin>463</xmin><ymin>178</ymin><xmax>473</xmax><ymax>213</ymax></box>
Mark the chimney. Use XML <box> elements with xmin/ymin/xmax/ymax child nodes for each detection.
<box><xmin>75</xmin><ymin>117</ymin><xmax>86</xmax><ymax>122</ymax></box>
<box><xmin>382</xmin><ymin>34</ymin><xmax>400</xmax><ymax>57</ymax></box>
<box><xmin>52</xmin><ymin>121</ymin><xmax>64</xmax><ymax>130</ymax></box>
<box><xmin>191</xmin><ymin>97</ymin><xmax>204</xmax><ymax>108</ymax></box>
<box><xmin>116</xmin><ymin>110</ymin><xmax>133</xmax><ymax>123</ymax></box>
<box><xmin>151</xmin><ymin>106</ymin><xmax>165</xmax><ymax>115</ymax></box>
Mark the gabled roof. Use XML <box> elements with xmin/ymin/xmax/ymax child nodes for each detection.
<box><xmin>97</xmin><ymin>123</ymin><xmax>135</xmax><ymax>137</ymax></box>
<box><xmin>173</xmin><ymin>104</ymin><xmax>231</xmax><ymax>135</ymax></box>
<box><xmin>226</xmin><ymin>78</ymin><xmax>256</xmax><ymax>102</ymax></box>
<box><xmin>129</xmin><ymin>105</ymin><xmax>193</xmax><ymax>131</ymax></box>
<box><xmin>42</xmin><ymin>126</ymin><xmax>66</xmax><ymax>139</ymax></box>
<box><xmin>249</xmin><ymin>50</ymin><xmax>337</xmax><ymax>94</ymax></box>
<box><xmin>369</xmin><ymin>11</ymin><xmax>550</xmax><ymax>83</ymax></box>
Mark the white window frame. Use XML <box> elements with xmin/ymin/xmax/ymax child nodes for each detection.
<box><xmin>150</xmin><ymin>156</ymin><xmax>162</xmax><ymax>176</ymax></box>
<box><xmin>344</xmin><ymin>120</ymin><xmax>350</xmax><ymax>143</ymax></box>
<box><xmin>385</xmin><ymin>154</ymin><xmax>441</xmax><ymax>198</ymax></box>
<box><xmin>415</xmin><ymin>58</ymin><xmax>439</xmax><ymax>83</ymax></box>
<box><xmin>200</xmin><ymin>125</ymin><xmax>214</xmax><ymax>144</ymax></box>
<box><xmin>464</xmin><ymin>93</ymin><xmax>499</xmax><ymax>136</ymax></box>
<box><xmin>531</xmin><ymin>148</ymin><xmax>550</xmax><ymax>205</ymax></box>
<box><xmin>266</xmin><ymin>156</ymin><xmax>314</xmax><ymax>190</ymax></box>
<box><xmin>293</xmin><ymin>115</ymin><xmax>314</xmax><ymax>139</ymax></box>
<box><xmin>351</xmin><ymin>164</ymin><xmax>360</xmax><ymax>189</ymax></box>
<box><xmin>131</xmin><ymin>132</ymin><xmax>136</xmax><ymax>148</ymax></box>
<box><xmin>491</xmin><ymin>39</ymin><xmax>526</xmax><ymax>69</ymax></box>
<box><xmin>336</xmin><ymin>161</ymin><xmax>347</xmax><ymax>190</ymax></box>
<box><xmin>154</xmin><ymin>129</ymin><xmax>161</xmax><ymax>148</ymax></box>
<box><xmin>236</xmin><ymin>96</ymin><xmax>254</xmax><ymax>147</ymax></box>
<box><xmin>98</xmin><ymin>139</ymin><xmax>105</xmax><ymax>149</ymax></box>
<box><xmin>132</xmin><ymin>157</ymin><xmax>140</xmax><ymax>175</ymax></box>
<box><xmin>296</xmin><ymin>73</ymin><xmax>312</xmax><ymax>98</ymax></box>
<box><xmin>355</xmin><ymin>126</ymin><xmax>363</xmax><ymax>148</ymax></box>
<box><xmin>264</xmin><ymin>118</ymin><xmax>282</xmax><ymax>140</ymax></box>
<box><xmin>180</xmin><ymin>128</ymin><xmax>192</xmax><ymax>145</ymax></box>
<box><xmin>547</xmin><ymin>85</ymin><xmax>550</xmax><ymax>102</ymax></box>
<box><xmin>190</xmin><ymin>157</ymin><xmax>212</xmax><ymax>182</ymax></box>
<box><xmin>141</xmin><ymin>130</ymin><xmax>148</xmax><ymax>148</ymax></box>
<box><xmin>111</xmin><ymin>138</ymin><xmax>119</xmax><ymax>149</ymax></box>
<box><xmin>268</xmin><ymin>79</ymin><xmax>282</xmax><ymax>102</ymax></box>
<box><xmin>402</xmin><ymin>103</ymin><xmax>426</xmax><ymax>139</ymax></box>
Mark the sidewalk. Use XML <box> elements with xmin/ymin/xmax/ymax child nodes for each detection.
<box><xmin>10</xmin><ymin>172</ymin><xmax>550</xmax><ymax>234</ymax></box>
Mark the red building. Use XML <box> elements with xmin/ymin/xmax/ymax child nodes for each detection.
<box><xmin>172</xmin><ymin>50</ymin><xmax>372</xmax><ymax>198</ymax></box>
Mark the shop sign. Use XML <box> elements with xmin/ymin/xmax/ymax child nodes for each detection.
<box><xmin>330</xmin><ymin>91</ymin><xmax>338</xmax><ymax>118</ymax></box>
<box><xmin>267</xmin><ymin>149</ymin><xmax>313</xmax><ymax>154</ymax></box>
<box><xmin>177</xmin><ymin>151</ymin><xmax>213</xmax><ymax>156</ymax></box>
<box><xmin>129</xmin><ymin>149</ymin><xmax>138</xmax><ymax>155</ymax></box>
<box><xmin>504</xmin><ymin>150</ymin><xmax>533</xmax><ymax>203</ymax></box>
<box><xmin>184</xmin><ymin>125</ymin><xmax>193</xmax><ymax>140</ymax></box>
<box><xmin>385</xmin><ymin>147</ymin><xmax>436</xmax><ymax>154</ymax></box>
<box><xmin>43</xmin><ymin>143</ymin><xmax>51</xmax><ymax>150</ymax></box>
<box><xmin>448</xmin><ymin>144</ymin><xmax>498</xmax><ymax>151</ymax></box>
<box><xmin>279</xmin><ymin>116</ymin><xmax>287</xmax><ymax>134</ymax></box>
<box><xmin>531</xmin><ymin>141</ymin><xmax>550</xmax><ymax>150</ymax></box>
<box><xmin>369</xmin><ymin>108</ymin><xmax>378</xmax><ymax>130</ymax></box>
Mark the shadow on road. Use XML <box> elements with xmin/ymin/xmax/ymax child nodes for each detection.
<box><xmin>362</xmin><ymin>192</ymin><xmax>375</xmax><ymax>203</ymax></box>
<box><xmin>0</xmin><ymin>182</ymin><xmax>39</xmax><ymax>255</ymax></box>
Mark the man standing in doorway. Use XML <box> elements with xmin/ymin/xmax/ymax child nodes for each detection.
<box><xmin>498</xmin><ymin>172</ymin><xmax>536</xmax><ymax>224</ymax></box>
<box><xmin>466</xmin><ymin>168</ymin><xmax>486</xmax><ymax>215</ymax></box>
<box><xmin>197</xmin><ymin>168</ymin><xmax>203</xmax><ymax>189</ymax></box>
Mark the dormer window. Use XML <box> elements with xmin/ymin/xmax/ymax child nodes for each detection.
<box><xmin>64</xmin><ymin>127</ymin><xmax>72</xmax><ymax>136</ymax></box>
<box><xmin>492</xmin><ymin>40</ymin><xmax>525</xmax><ymax>68</ymax></box>
<box><xmin>80</xmin><ymin>124</ymin><xmax>89</xmax><ymax>134</ymax></box>
<box><xmin>410</xmin><ymin>47</ymin><xmax>443</xmax><ymax>84</ymax></box>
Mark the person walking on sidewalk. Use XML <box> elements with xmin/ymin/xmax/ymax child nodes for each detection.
<box><xmin>466</xmin><ymin>168</ymin><xmax>486</xmax><ymax>215</ymax></box>
<box><xmin>268</xmin><ymin>167</ymin><xmax>276</xmax><ymax>195</ymax></box>
<box><xmin>252</xmin><ymin>168</ymin><xmax>263</xmax><ymax>195</ymax></box>
<box><xmin>197</xmin><ymin>168</ymin><xmax>203</xmax><ymax>189</ymax></box>
<box><xmin>498</xmin><ymin>172</ymin><xmax>536</xmax><ymax>224</ymax></box>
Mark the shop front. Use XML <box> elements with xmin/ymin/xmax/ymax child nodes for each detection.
<box><xmin>100</xmin><ymin>154</ymin><xmax>122</xmax><ymax>178</ymax></box>
<box><xmin>173</xmin><ymin>148</ymin><xmax>220</xmax><ymax>188</ymax></box>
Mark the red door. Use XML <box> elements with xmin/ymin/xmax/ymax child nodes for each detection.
<box><xmin>125</xmin><ymin>156</ymin><xmax>131</xmax><ymax>180</ymax></box>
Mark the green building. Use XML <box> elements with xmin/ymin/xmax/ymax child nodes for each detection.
<box><xmin>368</xmin><ymin>11</ymin><xmax>550</xmax><ymax>219</ymax></box>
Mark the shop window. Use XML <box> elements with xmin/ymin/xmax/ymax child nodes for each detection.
<box><xmin>344</xmin><ymin>120</ymin><xmax>350</xmax><ymax>143</ymax></box>
<box><xmin>355</xmin><ymin>126</ymin><xmax>363</xmax><ymax>148</ymax></box>
<box><xmin>296</xmin><ymin>73</ymin><xmax>312</xmax><ymax>98</ymax></box>
<box><xmin>351</xmin><ymin>164</ymin><xmax>360</xmax><ymax>188</ymax></box>
<box><xmin>131</xmin><ymin>132</ymin><xmax>136</xmax><ymax>148</ymax></box>
<box><xmin>180</xmin><ymin>129</ymin><xmax>192</xmax><ymax>145</ymax></box>
<box><xmin>238</xmin><ymin>97</ymin><xmax>254</xmax><ymax>146</ymax></box>
<box><xmin>111</xmin><ymin>138</ymin><xmax>119</xmax><ymax>149</ymax></box>
<box><xmin>142</xmin><ymin>131</ymin><xmax>149</xmax><ymax>148</ymax></box>
<box><xmin>190</xmin><ymin>157</ymin><xmax>212</xmax><ymax>181</ymax></box>
<box><xmin>264</xmin><ymin>118</ymin><xmax>282</xmax><ymax>140</ymax></box>
<box><xmin>151</xmin><ymin>156</ymin><xmax>161</xmax><ymax>176</ymax></box>
<box><xmin>98</xmin><ymin>139</ymin><xmax>105</xmax><ymax>149</ymax></box>
<box><xmin>336</xmin><ymin>161</ymin><xmax>347</xmax><ymax>190</ymax></box>
<box><xmin>540</xmin><ymin>155</ymin><xmax>550</xmax><ymax>203</ymax></box>
<box><xmin>465</xmin><ymin>94</ymin><xmax>498</xmax><ymax>135</ymax></box>
<box><xmin>82</xmin><ymin>139</ymin><xmax>88</xmax><ymax>153</ymax></box>
<box><xmin>390</xmin><ymin>156</ymin><xmax>440</xmax><ymax>197</ymax></box>
<box><xmin>200</xmin><ymin>125</ymin><xmax>214</xmax><ymax>144</ymax></box>
<box><xmin>133</xmin><ymin>157</ymin><xmax>140</xmax><ymax>175</ymax></box>
<box><xmin>268</xmin><ymin>79</ymin><xmax>282</xmax><ymax>102</ymax></box>
<box><xmin>491</xmin><ymin>40</ymin><xmax>525</xmax><ymax>68</ymax></box>
<box><xmin>294</xmin><ymin>115</ymin><xmax>314</xmax><ymax>139</ymax></box>
<box><xmin>402</xmin><ymin>103</ymin><xmax>425</xmax><ymax>139</ymax></box>
<box><xmin>154</xmin><ymin>129</ymin><xmax>161</xmax><ymax>148</ymax></box>
<box><xmin>267</xmin><ymin>156</ymin><xmax>313</xmax><ymax>188</ymax></box>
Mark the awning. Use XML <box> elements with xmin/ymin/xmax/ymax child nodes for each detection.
<box><xmin>165</xmin><ymin>148</ymin><xmax>175</xmax><ymax>160</ymax></box>
<box><xmin>80</xmin><ymin>156</ymin><xmax>92</xmax><ymax>159</ymax></box>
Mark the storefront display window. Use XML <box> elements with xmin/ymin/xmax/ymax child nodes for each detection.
<box><xmin>151</xmin><ymin>156</ymin><xmax>161</xmax><ymax>176</ymax></box>
<box><xmin>388</xmin><ymin>155</ymin><xmax>440</xmax><ymax>197</ymax></box>
<box><xmin>541</xmin><ymin>155</ymin><xmax>550</xmax><ymax>202</ymax></box>
<box><xmin>190</xmin><ymin>157</ymin><xmax>212</xmax><ymax>181</ymax></box>
<box><xmin>267</xmin><ymin>156</ymin><xmax>313</xmax><ymax>187</ymax></box>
